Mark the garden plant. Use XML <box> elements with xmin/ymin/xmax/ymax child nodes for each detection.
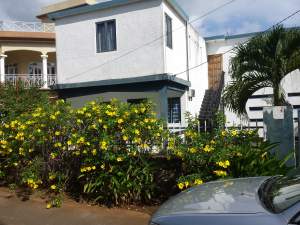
<box><xmin>0</xmin><ymin>86</ymin><xmax>292</xmax><ymax>208</ymax></box>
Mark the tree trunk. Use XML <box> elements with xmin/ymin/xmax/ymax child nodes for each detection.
<box><xmin>273</xmin><ymin>83</ymin><xmax>281</xmax><ymax>106</ymax></box>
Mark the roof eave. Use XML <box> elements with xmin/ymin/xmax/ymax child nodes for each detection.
<box><xmin>52</xmin><ymin>74</ymin><xmax>191</xmax><ymax>90</ymax></box>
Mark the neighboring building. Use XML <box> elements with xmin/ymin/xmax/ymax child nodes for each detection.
<box><xmin>0</xmin><ymin>20</ymin><xmax>57</xmax><ymax>89</ymax></box>
<box><xmin>39</xmin><ymin>0</ymin><xmax>208</xmax><ymax>129</ymax></box>
<box><xmin>205</xmin><ymin>32</ymin><xmax>300</xmax><ymax>136</ymax></box>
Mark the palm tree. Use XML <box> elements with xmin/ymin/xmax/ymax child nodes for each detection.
<box><xmin>223</xmin><ymin>25</ymin><xmax>300</xmax><ymax>115</ymax></box>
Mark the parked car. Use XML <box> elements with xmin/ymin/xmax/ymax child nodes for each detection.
<box><xmin>149</xmin><ymin>174</ymin><xmax>300</xmax><ymax>225</ymax></box>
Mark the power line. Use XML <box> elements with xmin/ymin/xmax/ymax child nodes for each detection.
<box><xmin>64</xmin><ymin>0</ymin><xmax>238</xmax><ymax>81</ymax></box>
<box><xmin>173</xmin><ymin>9</ymin><xmax>300</xmax><ymax>77</ymax></box>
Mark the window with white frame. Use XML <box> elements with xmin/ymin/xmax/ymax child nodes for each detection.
<box><xmin>5</xmin><ymin>64</ymin><xmax>18</xmax><ymax>75</ymax></box>
<box><xmin>168</xmin><ymin>97</ymin><xmax>181</xmax><ymax>124</ymax></box>
<box><xmin>165</xmin><ymin>14</ymin><xmax>173</xmax><ymax>49</ymax></box>
<box><xmin>96</xmin><ymin>20</ymin><xmax>117</xmax><ymax>53</ymax></box>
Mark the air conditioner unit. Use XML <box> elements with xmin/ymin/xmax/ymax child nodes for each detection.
<box><xmin>188</xmin><ymin>89</ymin><xmax>195</xmax><ymax>98</ymax></box>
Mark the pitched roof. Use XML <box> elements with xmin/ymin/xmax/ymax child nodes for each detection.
<box><xmin>42</xmin><ymin>0</ymin><xmax>188</xmax><ymax>21</ymax></box>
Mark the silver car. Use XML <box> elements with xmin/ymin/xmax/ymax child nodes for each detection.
<box><xmin>150</xmin><ymin>174</ymin><xmax>300</xmax><ymax>225</ymax></box>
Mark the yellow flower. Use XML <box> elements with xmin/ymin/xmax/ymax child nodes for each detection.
<box><xmin>231</xmin><ymin>130</ymin><xmax>238</xmax><ymax>137</ymax></box>
<box><xmin>50</xmin><ymin>184</ymin><xmax>56</xmax><ymax>190</ymax></box>
<box><xmin>221</xmin><ymin>130</ymin><xmax>227</xmax><ymax>137</ymax></box>
<box><xmin>177</xmin><ymin>183</ymin><xmax>184</xmax><ymax>190</ymax></box>
<box><xmin>50</xmin><ymin>115</ymin><xmax>56</xmax><ymax>120</ymax></box>
<box><xmin>49</xmin><ymin>175</ymin><xmax>56</xmax><ymax>180</ymax></box>
<box><xmin>203</xmin><ymin>145</ymin><xmax>213</xmax><ymax>153</ymax></box>
<box><xmin>67</xmin><ymin>140</ymin><xmax>72</xmax><ymax>146</ymax></box>
<box><xmin>117</xmin><ymin>118</ymin><xmax>124</xmax><ymax>124</ymax></box>
<box><xmin>92</xmin><ymin>166</ymin><xmax>96</xmax><ymax>170</ymax></box>
<box><xmin>101</xmin><ymin>164</ymin><xmax>105</xmax><ymax>170</ymax></box>
<box><xmin>176</xmin><ymin>151</ymin><xmax>183</xmax><ymax>158</ymax></box>
<box><xmin>248</xmin><ymin>130</ymin><xmax>254</xmax><ymax>135</ymax></box>
<box><xmin>77</xmin><ymin>119</ymin><xmax>83</xmax><ymax>124</ymax></box>
<box><xmin>216</xmin><ymin>160</ymin><xmax>230</xmax><ymax>169</ymax></box>
<box><xmin>100</xmin><ymin>141</ymin><xmax>108</xmax><ymax>150</ymax></box>
<box><xmin>50</xmin><ymin>153</ymin><xmax>57</xmax><ymax>159</ymax></box>
<box><xmin>103</xmin><ymin>125</ymin><xmax>108</xmax><ymax>129</ymax></box>
<box><xmin>214</xmin><ymin>170</ymin><xmax>227</xmax><ymax>177</ymax></box>
<box><xmin>134</xmin><ymin>129</ymin><xmax>140</xmax><ymax>135</ymax></box>
<box><xmin>194</xmin><ymin>179</ymin><xmax>204</xmax><ymax>185</ymax></box>
<box><xmin>46</xmin><ymin>203</ymin><xmax>52</xmax><ymax>209</ymax></box>
<box><xmin>140</xmin><ymin>107</ymin><xmax>146</xmax><ymax>113</ymax></box>
<box><xmin>55</xmin><ymin>131</ymin><xmax>61</xmax><ymax>136</ymax></box>
<box><xmin>188</xmin><ymin>147</ymin><xmax>197</xmax><ymax>154</ymax></box>
<box><xmin>92</xmin><ymin>149</ymin><xmax>97</xmax><ymax>156</ymax></box>
<box><xmin>85</xmin><ymin>113</ymin><xmax>92</xmax><ymax>117</ymax></box>
<box><xmin>122</xmin><ymin>136</ymin><xmax>128</xmax><ymax>141</ymax></box>
<box><xmin>117</xmin><ymin>157</ymin><xmax>123</xmax><ymax>162</ymax></box>
<box><xmin>184</xmin><ymin>181</ymin><xmax>189</xmax><ymax>188</ymax></box>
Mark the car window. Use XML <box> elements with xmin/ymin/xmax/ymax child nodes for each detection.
<box><xmin>270</xmin><ymin>175</ymin><xmax>300</xmax><ymax>213</ymax></box>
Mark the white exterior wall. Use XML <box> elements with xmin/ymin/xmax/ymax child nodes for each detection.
<box><xmin>162</xmin><ymin>0</ymin><xmax>188</xmax><ymax>81</ymax></box>
<box><xmin>53</xmin><ymin>0</ymin><xmax>207</xmax><ymax>124</ymax></box>
<box><xmin>187</xmin><ymin>26</ymin><xmax>208</xmax><ymax>116</ymax></box>
<box><xmin>162</xmin><ymin>1</ymin><xmax>207</xmax><ymax>117</ymax></box>
<box><xmin>206</xmin><ymin>36</ymin><xmax>300</xmax><ymax>136</ymax></box>
<box><xmin>55</xmin><ymin>0</ymin><xmax>164</xmax><ymax>84</ymax></box>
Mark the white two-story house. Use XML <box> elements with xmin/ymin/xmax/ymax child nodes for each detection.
<box><xmin>39</xmin><ymin>0</ymin><xmax>208</xmax><ymax>129</ymax></box>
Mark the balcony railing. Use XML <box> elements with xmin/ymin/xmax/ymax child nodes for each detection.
<box><xmin>0</xmin><ymin>21</ymin><xmax>55</xmax><ymax>33</ymax></box>
<box><xmin>5</xmin><ymin>74</ymin><xmax>57</xmax><ymax>88</ymax></box>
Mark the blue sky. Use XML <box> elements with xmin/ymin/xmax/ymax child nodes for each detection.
<box><xmin>0</xmin><ymin>0</ymin><xmax>299</xmax><ymax>37</ymax></box>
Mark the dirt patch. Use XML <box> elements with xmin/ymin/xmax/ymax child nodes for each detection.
<box><xmin>0</xmin><ymin>187</ymin><xmax>155</xmax><ymax>225</ymax></box>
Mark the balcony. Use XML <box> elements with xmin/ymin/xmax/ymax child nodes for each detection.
<box><xmin>4</xmin><ymin>74</ymin><xmax>57</xmax><ymax>89</ymax></box>
<box><xmin>0</xmin><ymin>20</ymin><xmax>55</xmax><ymax>33</ymax></box>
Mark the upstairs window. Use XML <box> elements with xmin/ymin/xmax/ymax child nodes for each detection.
<box><xmin>168</xmin><ymin>97</ymin><xmax>181</xmax><ymax>124</ymax></box>
<box><xmin>165</xmin><ymin>14</ymin><xmax>173</xmax><ymax>49</ymax></box>
<box><xmin>96</xmin><ymin>20</ymin><xmax>117</xmax><ymax>53</ymax></box>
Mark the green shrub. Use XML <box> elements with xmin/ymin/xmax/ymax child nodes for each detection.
<box><xmin>0</xmin><ymin>99</ymin><xmax>167</xmax><ymax>207</ymax></box>
<box><xmin>0</xmin><ymin>83</ymin><xmax>50</xmax><ymax>121</ymax></box>
<box><xmin>168</xmin><ymin>115</ymin><xmax>291</xmax><ymax>191</ymax></box>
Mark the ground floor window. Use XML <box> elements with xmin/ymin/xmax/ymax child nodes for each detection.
<box><xmin>5</xmin><ymin>64</ymin><xmax>18</xmax><ymax>74</ymax></box>
<box><xmin>168</xmin><ymin>97</ymin><xmax>181</xmax><ymax>124</ymax></box>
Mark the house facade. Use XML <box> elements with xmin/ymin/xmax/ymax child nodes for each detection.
<box><xmin>205</xmin><ymin>32</ymin><xmax>300</xmax><ymax>136</ymax></box>
<box><xmin>40</xmin><ymin>0</ymin><xmax>208</xmax><ymax>129</ymax></box>
<box><xmin>0</xmin><ymin>20</ymin><xmax>57</xmax><ymax>89</ymax></box>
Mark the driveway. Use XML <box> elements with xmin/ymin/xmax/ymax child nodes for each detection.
<box><xmin>0</xmin><ymin>188</ymin><xmax>151</xmax><ymax>225</ymax></box>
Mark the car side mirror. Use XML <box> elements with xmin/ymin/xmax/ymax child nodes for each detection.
<box><xmin>289</xmin><ymin>212</ymin><xmax>300</xmax><ymax>225</ymax></box>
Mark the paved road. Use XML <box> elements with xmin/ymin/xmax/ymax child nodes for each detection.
<box><xmin>0</xmin><ymin>188</ymin><xmax>151</xmax><ymax>225</ymax></box>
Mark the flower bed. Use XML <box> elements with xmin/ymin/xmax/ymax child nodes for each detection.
<box><xmin>0</xmin><ymin>95</ymin><xmax>290</xmax><ymax>208</ymax></box>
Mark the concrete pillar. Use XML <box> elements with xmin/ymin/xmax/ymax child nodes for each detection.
<box><xmin>0</xmin><ymin>54</ymin><xmax>7</xmax><ymax>83</ymax></box>
<box><xmin>41</xmin><ymin>54</ymin><xmax>48</xmax><ymax>89</ymax></box>
<box><xmin>159</xmin><ymin>86</ymin><xmax>168</xmax><ymax>123</ymax></box>
<box><xmin>263</xmin><ymin>106</ymin><xmax>295</xmax><ymax>167</ymax></box>
<box><xmin>298</xmin><ymin>110</ymin><xmax>300</xmax><ymax>167</ymax></box>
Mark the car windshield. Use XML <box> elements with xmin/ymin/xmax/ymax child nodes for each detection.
<box><xmin>261</xmin><ymin>174</ymin><xmax>300</xmax><ymax>213</ymax></box>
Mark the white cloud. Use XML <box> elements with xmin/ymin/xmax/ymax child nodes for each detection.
<box><xmin>177</xmin><ymin>0</ymin><xmax>300</xmax><ymax>36</ymax></box>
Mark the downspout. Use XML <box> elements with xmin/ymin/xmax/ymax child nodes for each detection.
<box><xmin>185</xmin><ymin>20</ymin><xmax>190</xmax><ymax>81</ymax></box>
